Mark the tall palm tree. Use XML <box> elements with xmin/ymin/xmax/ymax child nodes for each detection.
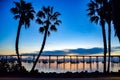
<box><xmin>112</xmin><ymin>0</ymin><xmax>120</xmax><ymax>41</ymax></box>
<box><xmin>87</xmin><ymin>0</ymin><xmax>107</xmax><ymax>73</ymax></box>
<box><xmin>11</xmin><ymin>0</ymin><xmax>35</xmax><ymax>69</ymax></box>
<box><xmin>104</xmin><ymin>0</ymin><xmax>112</xmax><ymax>73</ymax></box>
<box><xmin>31</xmin><ymin>6</ymin><xmax>61</xmax><ymax>72</ymax></box>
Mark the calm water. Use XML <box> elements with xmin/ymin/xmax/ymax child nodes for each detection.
<box><xmin>21</xmin><ymin>56</ymin><xmax>120</xmax><ymax>73</ymax></box>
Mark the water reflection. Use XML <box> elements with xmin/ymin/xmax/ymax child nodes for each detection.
<box><xmin>1</xmin><ymin>55</ymin><xmax>120</xmax><ymax>73</ymax></box>
<box><xmin>22</xmin><ymin>56</ymin><xmax>120</xmax><ymax>73</ymax></box>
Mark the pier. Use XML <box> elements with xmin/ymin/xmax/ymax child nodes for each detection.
<box><xmin>0</xmin><ymin>55</ymin><xmax>120</xmax><ymax>73</ymax></box>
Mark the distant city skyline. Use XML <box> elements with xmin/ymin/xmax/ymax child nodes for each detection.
<box><xmin>0</xmin><ymin>0</ymin><xmax>119</xmax><ymax>55</ymax></box>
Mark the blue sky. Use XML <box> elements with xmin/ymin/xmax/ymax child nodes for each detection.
<box><xmin>0</xmin><ymin>0</ymin><xmax>119</xmax><ymax>55</ymax></box>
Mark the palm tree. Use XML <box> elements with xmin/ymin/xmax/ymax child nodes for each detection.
<box><xmin>104</xmin><ymin>0</ymin><xmax>112</xmax><ymax>73</ymax></box>
<box><xmin>30</xmin><ymin>6</ymin><xmax>61</xmax><ymax>72</ymax></box>
<box><xmin>87</xmin><ymin>0</ymin><xmax>107</xmax><ymax>73</ymax></box>
<box><xmin>11</xmin><ymin>0</ymin><xmax>35</xmax><ymax>69</ymax></box>
<box><xmin>112</xmin><ymin>0</ymin><xmax>120</xmax><ymax>41</ymax></box>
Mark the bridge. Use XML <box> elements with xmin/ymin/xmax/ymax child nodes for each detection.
<box><xmin>0</xmin><ymin>54</ymin><xmax>120</xmax><ymax>72</ymax></box>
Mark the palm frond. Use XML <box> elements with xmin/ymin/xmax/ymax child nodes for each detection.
<box><xmin>47</xmin><ymin>6</ymin><xmax>50</xmax><ymax>13</ymax></box>
<box><xmin>90</xmin><ymin>0</ymin><xmax>98</xmax><ymax>7</ymax></box>
<box><xmin>14</xmin><ymin>15</ymin><xmax>20</xmax><ymax>20</ymax></box>
<box><xmin>11</xmin><ymin>8</ymin><xmax>19</xmax><ymax>14</ymax></box>
<box><xmin>37</xmin><ymin>11</ymin><xmax>45</xmax><ymax>18</ymax></box>
<box><xmin>53</xmin><ymin>12</ymin><xmax>61</xmax><ymax>17</ymax></box>
<box><xmin>25</xmin><ymin>19</ymin><xmax>30</xmax><ymax>29</ymax></box>
<box><xmin>50</xmin><ymin>7</ymin><xmax>53</xmax><ymax>14</ymax></box>
<box><xmin>27</xmin><ymin>12</ymin><xmax>34</xmax><ymax>20</ymax></box>
<box><xmin>21</xmin><ymin>0</ymin><xmax>26</xmax><ymax>10</ymax></box>
<box><xmin>50</xmin><ymin>25</ymin><xmax>57</xmax><ymax>31</ymax></box>
<box><xmin>87</xmin><ymin>10</ymin><xmax>95</xmax><ymax>16</ymax></box>
<box><xmin>95</xmin><ymin>0</ymin><xmax>103</xmax><ymax>4</ymax></box>
<box><xmin>42</xmin><ymin>6</ymin><xmax>48</xmax><ymax>14</ymax></box>
<box><xmin>90</xmin><ymin>16</ymin><xmax>99</xmax><ymax>24</ymax></box>
<box><xmin>51</xmin><ymin>17</ymin><xmax>57</xmax><ymax>20</ymax></box>
<box><xmin>87</xmin><ymin>7</ymin><xmax>94</xmax><ymax>11</ymax></box>
<box><xmin>87</xmin><ymin>0</ymin><xmax>98</xmax><ymax>13</ymax></box>
<box><xmin>26</xmin><ymin>3</ymin><xmax>32</xmax><ymax>9</ymax></box>
<box><xmin>30</xmin><ymin>9</ymin><xmax>35</xmax><ymax>13</ymax></box>
<box><xmin>50</xmin><ymin>12</ymin><xmax>61</xmax><ymax>21</ymax></box>
<box><xmin>39</xmin><ymin>27</ymin><xmax>45</xmax><ymax>33</ymax></box>
<box><xmin>14</xmin><ymin>1</ymin><xmax>20</xmax><ymax>9</ymax></box>
<box><xmin>54</xmin><ymin>20</ymin><xmax>62</xmax><ymax>25</ymax></box>
<box><xmin>88</xmin><ymin>0</ymin><xmax>98</xmax><ymax>8</ymax></box>
<box><xmin>36</xmin><ymin>18</ymin><xmax>43</xmax><ymax>24</ymax></box>
<box><xmin>87</xmin><ymin>2</ymin><xmax>94</xmax><ymax>8</ymax></box>
<box><xmin>44</xmin><ymin>20</ymin><xmax>51</xmax><ymax>25</ymax></box>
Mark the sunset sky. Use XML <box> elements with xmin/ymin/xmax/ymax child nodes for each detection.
<box><xmin>0</xmin><ymin>0</ymin><xmax>119</xmax><ymax>55</ymax></box>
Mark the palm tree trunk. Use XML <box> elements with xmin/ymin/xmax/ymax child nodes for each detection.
<box><xmin>107</xmin><ymin>22</ymin><xmax>111</xmax><ymax>73</ymax></box>
<box><xmin>112</xmin><ymin>0</ymin><xmax>120</xmax><ymax>41</ymax></box>
<box><xmin>15</xmin><ymin>21</ymin><xmax>22</xmax><ymax>69</ymax></box>
<box><xmin>101</xmin><ymin>22</ymin><xmax>107</xmax><ymax>73</ymax></box>
<box><xmin>30</xmin><ymin>27</ymin><xmax>48</xmax><ymax>72</ymax></box>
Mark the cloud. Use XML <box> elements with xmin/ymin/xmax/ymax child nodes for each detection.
<box><xmin>111</xmin><ymin>46</ymin><xmax>120</xmax><ymax>52</ymax></box>
<box><xmin>21</xmin><ymin>46</ymin><xmax>120</xmax><ymax>56</ymax></box>
<box><xmin>21</xmin><ymin>47</ymin><xmax>104</xmax><ymax>56</ymax></box>
<box><xmin>69</xmin><ymin>48</ymin><xmax>103</xmax><ymax>54</ymax></box>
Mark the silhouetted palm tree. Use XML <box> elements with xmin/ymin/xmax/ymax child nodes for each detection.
<box><xmin>87</xmin><ymin>0</ymin><xmax>107</xmax><ymax>73</ymax></box>
<box><xmin>104</xmin><ymin>0</ymin><xmax>112</xmax><ymax>73</ymax></box>
<box><xmin>112</xmin><ymin>0</ymin><xmax>120</xmax><ymax>41</ymax></box>
<box><xmin>31</xmin><ymin>6</ymin><xmax>61</xmax><ymax>72</ymax></box>
<box><xmin>11</xmin><ymin>0</ymin><xmax>35</xmax><ymax>69</ymax></box>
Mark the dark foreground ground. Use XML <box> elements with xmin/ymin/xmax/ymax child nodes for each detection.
<box><xmin>0</xmin><ymin>72</ymin><xmax>120</xmax><ymax>78</ymax></box>
<box><xmin>0</xmin><ymin>77</ymin><xmax>120</xmax><ymax>80</ymax></box>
